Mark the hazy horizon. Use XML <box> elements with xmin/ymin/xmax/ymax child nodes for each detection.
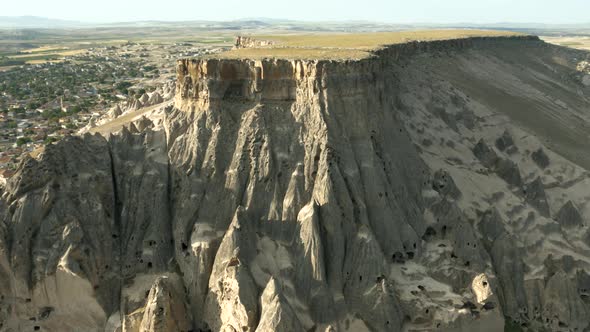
<box><xmin>2</xmin><ymin>15</ymin><xmax>590</xmax><ymax>26</ymax></box>
<box><xmin>3</xmin><ymin>0</ymin><xmax>590</xmax><ymax>25</ymax></box>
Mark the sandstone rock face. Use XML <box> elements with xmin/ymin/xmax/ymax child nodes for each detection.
<box><xmin>139</xmin><ymin>276</ymin><xmax>192</xmax><ymax>332</ymax></box>
<box><xmin>2</xmin><ymin>36</ymin><xmax>590</xmax><ymax>332</ymax></box>
<box><xmin>256</xmin><ymin>278</ymin><xmax>304</xmax><ymax>332</ymax></box>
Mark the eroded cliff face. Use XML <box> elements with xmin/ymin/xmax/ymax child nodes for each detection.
<box><xmin>2</xmin><ymin>36</ymin><xmax>590</xmax><ymax>332</ymax></box>
<box><xmin>168</xmin><ymin>53</ymin><xmax>428</xmax><ymax>331</ymax></box>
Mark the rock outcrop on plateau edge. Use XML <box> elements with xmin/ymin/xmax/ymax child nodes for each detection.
<box><xmin>2</xmin><ymin>35</ymin><xmax>590</xmax><ymax>332</ymax></box>
<box><xmin>234</xmin><ymin>36</ymin><xmax>275</xmax><ymax>49</ymax></box>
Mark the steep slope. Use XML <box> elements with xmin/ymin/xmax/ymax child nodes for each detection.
<box><xmin>392</xmin><ymin>37</ymin><xmax>590</xmax><ymax>331</ymax></box>
<box><xmin>1</xmin><ymin>35</ymin><xmax>590</xmax><ymax>332</ymax></box>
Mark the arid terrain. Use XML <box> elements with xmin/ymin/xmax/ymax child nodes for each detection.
<box><xmin>216</xmin><ymin>30</ymin><xmax>522</xmax><ymax>59</ymax></box>
<box><xmin>2</xmin><ymin>24</ymin><xmax>590</xmax><ymax>332</ymax></box>
<box><xmin>543</xmin><ymin>35</ymin><xmax>590</xmax><ymax>51</ymax></box>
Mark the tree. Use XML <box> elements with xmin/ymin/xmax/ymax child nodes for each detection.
<box><xmin>115</xmin><ymin>82</ymin><xmax>133</xmax><ymax>95</ymax></box>
<box><xmin>70</xmin><ymin>105</ymin><xmax>82</xmax><ymax>113</ymax></box>
<box><xmin>27</xmin><ymin>101</ymin><xmax>40</xmax><ymax>110</ymax></box>
<box><xmin>16</xmin><ymin>137</ymin><xmax>32</xmax><ymax>147</ymax></box>
<box><xmin>44</xmin><ymin>137</ymin><xmax>59</xmax><ymax>145</ymax></box>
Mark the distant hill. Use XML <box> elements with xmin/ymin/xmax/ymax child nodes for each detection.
<box><xmin>0</xmin><ymin>16</ymin><xmax>589</xmax><ymax>35</ymax></box>
<box><xmin>0</xmin><ymin>16</ymin><xmax>82</xmax><ymax>28</ymax></box>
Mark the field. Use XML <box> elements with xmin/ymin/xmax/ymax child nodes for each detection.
<box><xmin>213</xmin><ymin>30</ymin><xmax>524</xmax><ymax>60</ymax></box>
<box><xmin>0</xmin><ymin>27</ymin><xmax>235</xmax><ymax>68</ymax></box>
<box><xmin>542</xmin><ymin>36</ymin><xmax>590</xmax><ymax>51</ymax></box>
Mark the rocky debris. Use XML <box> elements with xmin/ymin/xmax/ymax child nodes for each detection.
<box><xmin>495</xmin><ymin>130</ymin><xmax>515</xmax><ymax>152</ymax></box>
<box><xmin>531</xmin><ymin>148</ymin><xmax>550</xmax><ymax>169</ymax></box>
<box><xmin>556</xmin><ymin>200</ymin><xmax>584</xmax><ymax>228</ymax></box>
<box><xmin>432</xmin><ymin>169</ymin><xmax>461</xmax><ymax>199</ymax></box>
<box><xmin>524</xmin><ymin>177</ymin><xmax>550</xmax><ymax>217</ymax></box>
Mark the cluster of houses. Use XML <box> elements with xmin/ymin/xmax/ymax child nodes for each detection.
<box><xmin>0</xmin><ymin>107</ymin><xmax>97</xmax><ymax>185</ymax></box>
<box><xmin>0</xmin><ymin>41</ymin><xmax>226</xmax><ymax>185</ymax></box>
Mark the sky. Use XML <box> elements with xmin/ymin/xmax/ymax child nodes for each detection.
<box><xmin>2</xmin><ymin>0</ymin><xmax>590</xmax><ymax>24</ymax></box>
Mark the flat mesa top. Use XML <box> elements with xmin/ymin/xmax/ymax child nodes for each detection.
<box><xmin>210</xmin><ymin>30</ymin><xmax>524</xmax><ymax>61</ymax></box>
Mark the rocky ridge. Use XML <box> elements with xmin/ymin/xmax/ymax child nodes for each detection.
<box><xmin>2</xmin><ymin>35</ymin><xmax>590</xmax><ymax>332</ymax></box>
<box><xmin>80</xmin><ymin>81</ymin><xmax>176</xmax><ymax>134</ymax></box>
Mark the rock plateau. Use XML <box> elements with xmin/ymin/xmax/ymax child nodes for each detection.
<box><xmin>2</xmin><ymin>34</ymin><xmax>590</xmax><ymax>332</ymax></box>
